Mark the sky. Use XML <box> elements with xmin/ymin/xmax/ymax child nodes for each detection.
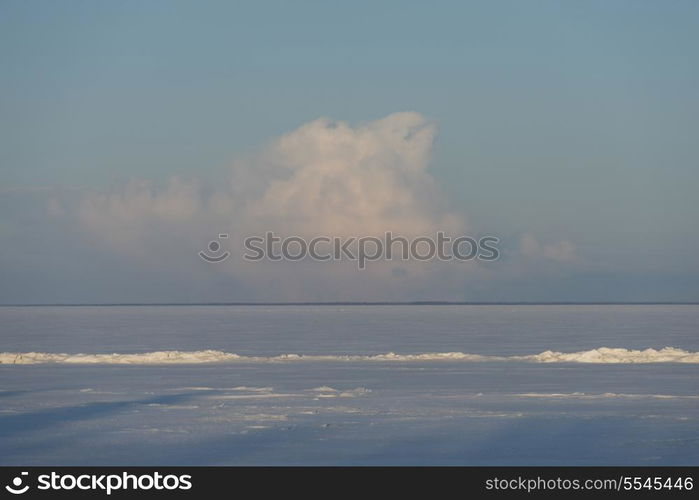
<box><xmin>1</xmin><ymin>0</ymin><xmax>698</xmax><ymax>303</ymax></box>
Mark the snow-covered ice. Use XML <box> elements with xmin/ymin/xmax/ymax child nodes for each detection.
<box><xmin>1</xmin><ymin>305</ymin><xmax>698</xmax><ymax>465</ymax></box>
<box><xmin>2</xmin><ymin>346</ymin><xmax>698</xmax><ymax>364</ymax></box>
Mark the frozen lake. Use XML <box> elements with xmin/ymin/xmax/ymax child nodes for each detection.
<box><xmin>1</xmin><ymin>305</ymin><xmax>698</xmax><ymax>465</ymax></box>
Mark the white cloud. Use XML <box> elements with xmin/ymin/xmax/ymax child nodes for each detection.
<box><xmin>233</xmin><ymin>111</ymin><xmax>462</xmax><ymax>237</ymax></box>
<box><xmin>71</xmin><ymin>112</ymin><xmax>475</xmax><ymax>299</ymax></box>
<box><xmin>80</xmin><ymin>112</ymin><xmax>463</xmax><ymax>238</ymax></box>
<box><xmin>78</xmin><ymin>177</ymin><xmax>205</xmax><ymax>256</ymax></box>
<box><xmin>66</xmin><ymin>112</ymin><xmax>579</xmax><ymax>300</ymax></box>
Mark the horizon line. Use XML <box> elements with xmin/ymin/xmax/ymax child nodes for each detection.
<box><xmin>1</xmin><ymin>301</ymin><xmax>698</xmax><ymax>307</ymax></box>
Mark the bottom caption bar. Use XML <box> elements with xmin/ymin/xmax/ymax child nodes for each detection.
<box><xmin>0</xmin><ymin>467</ymin><xmax>696</xmax><ymax>498</ymax></box>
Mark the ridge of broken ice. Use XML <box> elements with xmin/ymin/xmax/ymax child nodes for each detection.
<box><xmin>1</xmin><ymin>347</ymin><xmax>698</xmax><ymax>365</ymax></box>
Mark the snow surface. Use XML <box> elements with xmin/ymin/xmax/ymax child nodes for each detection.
<box><xmin>1</xmin><ymin>305</ymin><xmax>698</xmax><ymax>465</ymax></box>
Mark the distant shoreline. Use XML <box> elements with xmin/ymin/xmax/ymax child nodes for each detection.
<box><xmin>1</xmin><ymin>302</ymin><xmax>698</xmax><ymax>307</ymax></box>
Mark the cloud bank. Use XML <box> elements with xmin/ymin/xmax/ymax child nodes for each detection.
<box><xmin>78</xmin><ymin>112</ymin><xmax>461</xmax><ymax>240</ymax></box>
<box><xmin>73</xmin><ymin>112</ymin><xmax>479</xmax><ymax>300</ymax></box>
<box><xmin>3</xmin><ymin>112</ymin><xmax>579</xmax><ymax>302</ymax></box>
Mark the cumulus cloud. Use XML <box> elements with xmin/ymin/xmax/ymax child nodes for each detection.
<box><xmin>79</xmin><ymin>112</ymin><xmax>465</xmax><ymax>248</ymax></box>
<box><xmin>79</xmin><ymin>112</ymin><xmax>462</xmax><ymax>239</ymax></box>
<box><xmin>239</xmin><ymin>112</ymin><xmax>460</xmax><ymax>236</ymax></box>
<box><xmin>67</xmin><ymin>112</ymin><xmax>478</xmax><ymax>299</ymax></box>
<box><xmin>54</xmin><ymin>112</ymin><xmax>579</xmax><ymax>301</ymax></box>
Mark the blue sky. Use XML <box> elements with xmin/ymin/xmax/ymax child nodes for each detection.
<box><xmin>1</xmin><ymin>1</ymin><xmax>698</xmax><ymax>303</ymax></box>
